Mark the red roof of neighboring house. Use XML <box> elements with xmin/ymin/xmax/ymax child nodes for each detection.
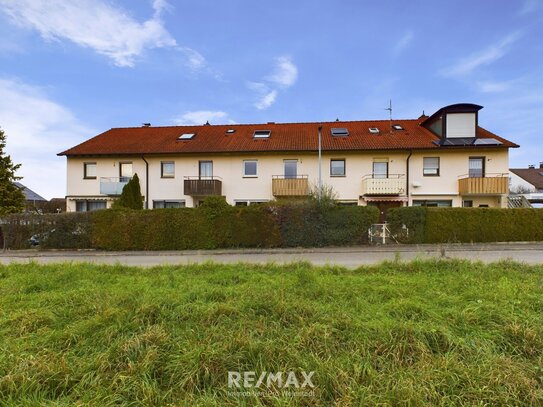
<box><xmin>58</xmin><ymin>118</ymin><xmax>518</xmax><ymax>156</ymax></box>
<box><xmin>510</xmin><ymin>168</ymin><xmax>543</xmax><ymax>189</ymax></box>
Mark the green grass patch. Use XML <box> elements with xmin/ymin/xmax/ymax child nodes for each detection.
<box><xmin>0</xmin><ymin>260</ymin><xmax>542</xmax><ymax>405</ymax></box>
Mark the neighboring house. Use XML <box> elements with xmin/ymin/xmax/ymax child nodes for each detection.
<box><xmin>59</xmin><ymin>103</ymin><xmax>518</xmax><ymax>218</ymax></box>
<box><xmin>14</xmin><ymin>182</ymin><xmax>47</xmax><ymax>211</ymax></box>
<box><xmin>509</xmin><ymin>164</ymin><xmax>543</xmax><ymax>207</ymax></box>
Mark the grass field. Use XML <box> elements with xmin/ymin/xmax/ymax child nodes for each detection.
<box><xmin>0</xmin><ymin>260</ymin><xmax>542</xmax><ymax>406</ymax></box>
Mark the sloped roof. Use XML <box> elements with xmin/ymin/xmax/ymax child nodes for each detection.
<box><xmin>59</xmin><ymin>118</ymin><xmax>518</xmax><ymax>157</ymax></box>
<box><xmin>510</xmin><ymin>168</ymin><xmax>543</xmax><ymax>189</ymax></box>
<box><xmin>14</xmin><ymin>182</ymin><xmax>47</xmax><ymax>201</ymax></box>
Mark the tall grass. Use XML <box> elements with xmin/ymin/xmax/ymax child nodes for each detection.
<box><xmin>0</xmin><ymin>260</ymin><xmax>542</xmax><ymax>406</ymax></box>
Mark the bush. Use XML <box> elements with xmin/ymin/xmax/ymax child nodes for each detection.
<box><xmin>388</xmin><ymin>207</ymin><xmax>427</xmax><ymax>243</ymax></box>
<box><xmin>0</xmin><ymin>212</ymin><xmax>93</xmax><ymax>249</ymax></box>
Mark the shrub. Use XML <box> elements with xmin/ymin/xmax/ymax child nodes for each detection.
<box><xmin>112</xmin><ymin>173</ymin><xmax>143</xmax><ymax>210</ymax></box>
<box><xmin>387</xmin><ymin>207</ymin><xmax>427</xmax><ymax>244</ymax></box>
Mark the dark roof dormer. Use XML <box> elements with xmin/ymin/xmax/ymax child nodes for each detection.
<box><xmin>422</xmin><ymin>103</ymin><xmax>484</xmax><ymax>146</ymax></box>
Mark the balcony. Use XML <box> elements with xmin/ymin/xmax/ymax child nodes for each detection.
<box><xmin>458</xmin><ymin>174</ymin><xmax>508</xmax><ymax>195</ymax></box>
<box><xmin>361</xmin><ymin>174</ymin><xmax>406</xmax><ymax>196</ymax></box>
<box><xmin>184</xmin><ymin>176</ymin><xmax>222</xmax><ymax>196</ymax></box>
<box><xmin>100</xmin><ymin>177</ymin><xmax>130</xmax><ymax>196</ymax></box>
<box><xmin>272</xmin><ymin>175</ymin><xmax>309</xmax><ymax>197</ymax></box>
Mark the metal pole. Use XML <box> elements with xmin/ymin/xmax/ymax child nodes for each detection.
<box><xmin>318</xmin><ymin>125</ymin><xmax>322</xmax><ymax>198</ymax></box>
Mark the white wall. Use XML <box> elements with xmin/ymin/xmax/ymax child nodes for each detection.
<box><xmin>64</xmin><ymin>148</ymin><xmax>511</xmax><ymax>210</ymax></box>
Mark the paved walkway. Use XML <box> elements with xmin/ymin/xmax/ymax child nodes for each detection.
<box><xmin>1</xmin><ymin>243</ymin><xmax>543</xmax><ymax>268</ymax></box>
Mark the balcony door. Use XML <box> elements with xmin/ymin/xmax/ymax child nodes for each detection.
<box><xmin>469</xmin><ymin>157</ymin><xmax>485</xmax><ymax>178</ymax></box>
<box><xmin>199</xmin><ymin>161</ymin><xmax>213</xmax><ymax>179</ymax></box>
<box><xmin>372</xmin><ymin>161</ymin><xmax>388</xmax><ymax>179</ymax></box>
<box><xmin>284</xmin><ymin>160</ymin><xmax>298</xmax><ymax>179</ymax></box>
<box><xmin>119</xmin><ymin>162</ymin><xmax>133</xmax><ymax>182</ymax></box>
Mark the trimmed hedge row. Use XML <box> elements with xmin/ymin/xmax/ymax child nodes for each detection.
<box><xmin>388</xmin><ymin>207</ymin><xmax>543</xmax><ymax>243</ymax></box>
<box><xmin>0</xmin><ymin>199</ymin><xmax>379</xmax><ymax>250</ymax></box>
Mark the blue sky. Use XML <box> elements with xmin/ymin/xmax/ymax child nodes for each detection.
<box><xmin>0</xmin><ymin>0</ymin><xmax>542</xmax><ymax>199</ymax></box>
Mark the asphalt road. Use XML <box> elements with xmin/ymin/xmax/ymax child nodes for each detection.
<box><xmin>1</xmin><ymin>243</ymin><xmax>543</xmax><ymax>268</ymax></box>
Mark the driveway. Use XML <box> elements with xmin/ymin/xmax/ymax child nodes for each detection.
<box><xmin>1</xmin><ymin>243</ymin><xmax>543</xmax><ymax>268</ymax></box>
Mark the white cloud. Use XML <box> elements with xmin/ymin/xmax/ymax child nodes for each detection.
<box><xmin>0</xmin><ymin>0</ymin><xmax>183</xmax><ymax>67</ymax></box>
<box><xmin>173</xmin><ymin>110</ymin><xmax>233</xmax><ymax>125</ymax></box>
<box><xmin>440</xmin><ymin>32</ymin><xmax>522</xmax><ymax>77</ymax></box>
<box><xmin>248</xmin><ymin>56</ymin><xmax>297</xmax><ymax>110</ymax></box>
<box><xmin>178</xmin><ymin>46</ymin><xmax>207</xmax><ymax>70</ymax></box>
<box><xmin>476</xmin><ymin>80</ymin><xmax>513</xmax><ymax>93</ymax></box>
<box><xmin>266</xmin><ymin>56</ymin><xmax>298</xmax><ymax>88</ymax></box>
<box><xmin>392</xmin><ymin>30</ymin><xmax>414</xmax><ymax>56</ymax></box>
<box><xmin>518</xmin><ymin>0</ymin><xmax>540</xmax><ymax>15</ymax></box>
<box><xmin>0</xmin><ymin>78</ymin><xmax>94</xmax><ymax>199</ymax></box>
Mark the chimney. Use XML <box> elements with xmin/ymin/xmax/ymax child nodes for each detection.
<box><xmin>528</xmin><ymin>164</ymin><xmax>535</xmax><ymax>169</ymax></box>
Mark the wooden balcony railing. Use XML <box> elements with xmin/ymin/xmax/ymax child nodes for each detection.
<box><xmin>184</xmin><ymin>177</ymin><xmax>222</xmax><ymax>196</ymax></box>
<box><xmin>458</xmin><ymin>174</ymin><xmax>508</xmax><ymax>195</ymax></box>
<box><xmin>272</xmin><ymin>175</ymin><xmax>309</xmax><ymax>197</ymax></box>
<box><xmin>361</xmin><ymin>174</ymin><xmax>406</xmax><ymax>196</ymax></box>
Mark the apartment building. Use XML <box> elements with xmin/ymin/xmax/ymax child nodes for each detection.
<box><xmin>59</xmin><ymin>103</ymin><xmax>518</xmax><ymax>218</ymax></box>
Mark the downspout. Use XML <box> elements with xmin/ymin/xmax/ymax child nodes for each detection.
<box><xmin>141</xmin><ymin>155</ymin><xmax>149</xmax><ymax>209</ymax></box>
<box><xmin>406</xmin><ymin>150</ymin><xmax>413</xmax><ymax>206</ymax></box>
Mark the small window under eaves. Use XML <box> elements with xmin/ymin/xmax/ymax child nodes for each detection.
<box><xmin>331</xmin><ymin>128</ymin><xmax>349</xmax><ymax>137</ymax></box>
<box><xmin>177</xmin><ymin>133</ymin><xmax>195</xmax><ymax>140</ymax></box>
<box><xmin>392</xmin><ymin>124</ymin><xmax>403</xmax><ymax>130</ymax></box>
<box><xmin>369</xmin><ymin>127</ymin><xmax>380</xmax><ymax>134</ymax></box>
<box><xmin>253</xmin><ymin>130</ymin><xmax>271</xmax><ymax>138</ymax></box>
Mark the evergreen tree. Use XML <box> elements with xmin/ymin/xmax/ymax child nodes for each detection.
<box><xmin>113</xmin><ymin>173</ymin><xmax>143</xmax><ymax>209</ymax></box>
<box><xmin>0</xmin><ymin>128</ymin><xmax>25</xmax><ymax>216</ymax></box>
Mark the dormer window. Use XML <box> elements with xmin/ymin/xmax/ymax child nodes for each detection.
<box><xmin>446</xmin><ymin>113</ymin><xmax>476</xmax><ymax>138</ymax></box>
<box><xmin>178</xmin><ymin>133</ymin><xmax>195</xmax><ymax>140</ymax></box>
<box><xmin>421</xmin><ymin>104</ymin><xmax>482</xmax><ymax>141</ymax></box>
<box><xmin>253</xmin><ymin>130</ymin><xmax>271</xmax><ymax>138</ymax></box>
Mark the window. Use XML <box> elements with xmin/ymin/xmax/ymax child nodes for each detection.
<box><xmin>178</xmin><ymin>133</ymin><xmax>195</xmax><ymax>140</ymax></box>
<box><xmin>199</xmin><ymin>161</ymin><xmax>213</xmax><ymax>178</ymax></box>
<box><xmin>76</xmin><ymin>200</ymin><xmax>106</xmax><ymax>212</ymax></box>
<box><xmin>235</xmin><ymin>201</ymin><xmax>248</xmax><ymax>206</ymax></box>
<box><xmin>412</xmin><ymin>200</ymin><xmax>452</xmax><ymax>207</ymax></box>
<box><xmin>226</xmin><ymin>129</ymin><xmax>236</xmax><ymax>134</ymax></box>
<box><xmin>463</xmin><ymin>200</ymin><xmax>473</xmax><ymax>207</ymax></box>
<box><xmin>161</xmin><ymin>162</ymin><xmax>175</xmax><ymax>178</ymax></box>
<box><xmin>392</xmin><ymin>124</ymin><xmax>403</xmax><ymax>131</ymax></box>
<box><xmin>119</xmin><ymin>162</ymin><xmax>133</xmax><ymax>182</ymax></box>
<box><xmin>153</xmin><ymin>200</ymin><xmax>185</xmax><ymax>209</ymax></box>
<box><xmin>330</xmin><ymin>159</ymin><xmax>345</xmax><ymax>176</ymax></box>
<box><xmin>331</xmin><ymin>128</ymin><xmax>349</xmax><ymax>136</ymax></box>
<box><xmin>469</xmin><ymin>157</ymin><xmax>485</xmax><ymax>178</ymax></box>
<box><xmin>253</xmin><ymin>130</ymin><xmax>271</xmax><ymax>138</ymax></box>
<box><xmin>243</xmin><ymin>160</ymin><xmax>258</xmax><ymax>177</ymax></box>
<box><xmin>84</xmin><ymin>162</ymin><xmax>96</xmax><ymax>179</ymax></box>
<box><xmin>372</xmin><ymin>161</ymin><xmax>388</xmax><ymax>179</ymax></box>
<box><xmin>369</xmin><ymin>127</ymin><xmax>380</xmax><ymax>134</ymax></box>
<box><xmin>284</xmin><ymin>160</ymin><xmax>298</xmax><ymax>179</ymax></box>
<box><xmin>478</xmin><ymin>204</ymin><xmax>489</xmax><ymax>208</ymax></box>
<box><xmin>423</xmin><ymin>157</ymin><xmax>440</xmax><ymax>176</ymax></box>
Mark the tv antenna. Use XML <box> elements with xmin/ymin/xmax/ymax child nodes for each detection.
<box><xmin>384</xmin><ymin>99</ymin><xmax>392</xmax><ymax>133</ymax></box>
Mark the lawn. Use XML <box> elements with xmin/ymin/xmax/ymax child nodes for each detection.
<box><xmin>0</xmin><ymin>260</ymin><xmax>542</xmax><ymax>406</ymax></box>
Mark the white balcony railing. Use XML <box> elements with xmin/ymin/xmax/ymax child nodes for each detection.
<box><xmin>361</xmin><ymin>174</ymin><xmax>406</xmax><ymax>196</ymax></box>
<box><xmin>100</xmin><ymin>177</ymin><xmax>130</xmax><ymax>195</ymax></box>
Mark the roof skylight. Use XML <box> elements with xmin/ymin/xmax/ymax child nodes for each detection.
<box><xmin>392</xmin><ymin>124</ymin><xmax>403</xmax><ymax>130</ymax></box>
<box><xmin>253</xmin><ymin>130</ymin><xmax>271</xmax><ymax>138</ymax></box>
<box><xmin>177</xmin><ymin>133</ymin><xmax>195</xmax><ymax>140</ymax></box>
<box><xmin>331</xmin><ymin>128</ymin><xmax>349</xmax><ymax>136</ymax></box>
<box><xmin>369</xmin><ymin>127</ymin><xmax>380</xmax><ymax>134</ymax></box>
<box><xmin>226</xmin><ymin>129</ymin><xmax>236</xmax><ymax>134</ymax></box>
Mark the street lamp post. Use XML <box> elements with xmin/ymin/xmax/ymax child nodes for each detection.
<box><xmin>318</xmin><ymin>125</ymin><xmax>323</xmax><ymax>199</ymax></box>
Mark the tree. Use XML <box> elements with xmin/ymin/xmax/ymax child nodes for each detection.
<box><xmin>112</xmin><ymin>173</ymin><xmax>143</xmax><ymax>209</ymax></box>
<box><xmin>0</xmin><ymin>128</ymin><xmax>25</xmax><ymax>216</ymax></box>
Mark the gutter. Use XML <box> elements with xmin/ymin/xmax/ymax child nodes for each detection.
<box><xmin>141</xmin><ymin>155</ymin><xmax>149</xmax><ymax>209</ymax></box>
<box><xmin>406</xmin><ymin>150</ymin><xmax>413</xmax><ymax>206</ymax></box>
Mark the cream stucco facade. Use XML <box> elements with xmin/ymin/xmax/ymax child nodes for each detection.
<box><xmin>65</xmin><ymin>147</ymin><xmax>510</xmax><ymax>212</ymax></box>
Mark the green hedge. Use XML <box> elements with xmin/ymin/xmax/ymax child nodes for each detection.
<box><xmin>0</xmin><ymin>213</ymin><xmax>93</xmax><ymax>249</ymax></box>
<box><xmin>388</xmin><ymin>207</ymin><xmax>543</xmax><ymax>243</ymax></box>
<box><xmin>1</xmin><ymin>201</ymin><xmax>378</xmax><ymax>250</ymax></box>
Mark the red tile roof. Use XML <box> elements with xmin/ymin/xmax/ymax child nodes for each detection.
<box><xmin>58</xmin><ymin>118</ymin><xmax>518</xmax><ymax>156</ymax></box>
